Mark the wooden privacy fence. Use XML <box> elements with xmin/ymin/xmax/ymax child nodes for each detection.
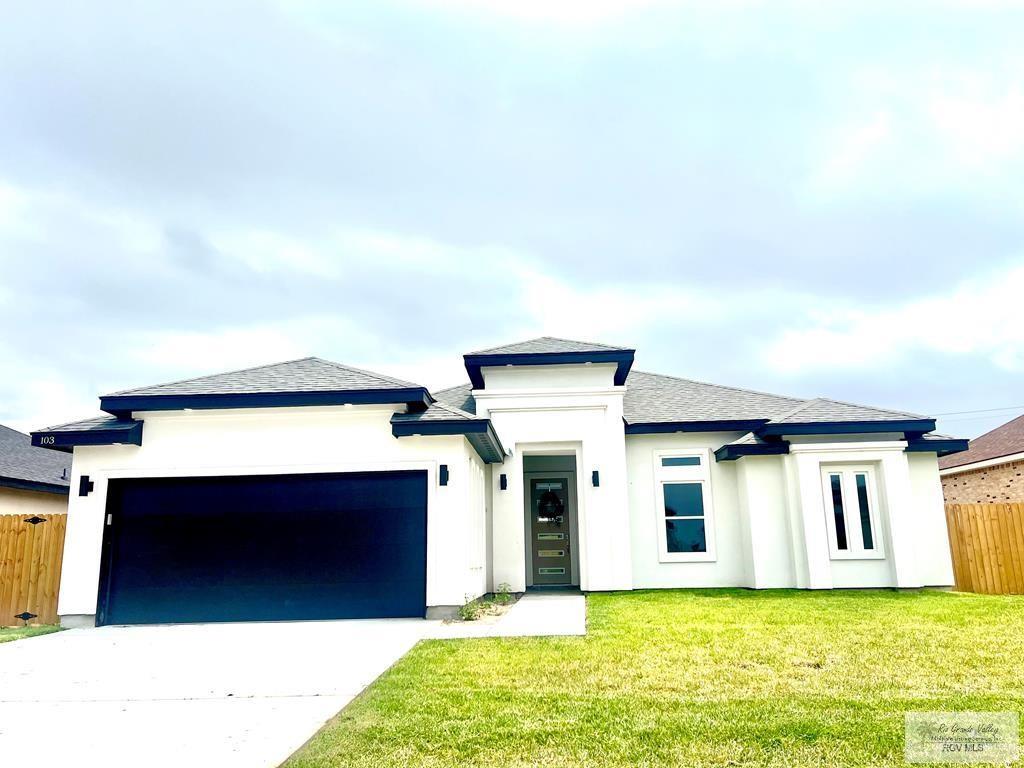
<box><xmin>0</xmin><ymin>513</ymin><xmax>67</xmax><ymax>626</ymax></box>
<box><xmin>945</xmin><ymin>503</ymin><xmax>1024</xmax><ymax>595</ymax></box>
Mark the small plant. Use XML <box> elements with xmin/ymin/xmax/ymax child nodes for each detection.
<box><xmin>494</xmin><ymin>582</ymin><xmax>513</xmax><ymax>605</ymax></box>
<box><xmin>459</xmin><ymin>594</ymin><xmax>484</xmax><ymax>621</ymax></box>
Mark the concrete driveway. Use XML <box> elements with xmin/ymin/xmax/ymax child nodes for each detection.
<box><xmin>0</xmin><ymin>619</ymin><xmax>428</xmax><ymax>768</ymax></box>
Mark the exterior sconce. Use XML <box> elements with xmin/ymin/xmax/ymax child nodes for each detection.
<box><xmin>79</xmin><ymin>475</ymin><xmax>94</xmax><ymax>496</ymax></box>
<box><xmin>592</xmin><ymin>469</ymin><xmax>600</xmax><ymax>487</ymax></box>
<box><xmin>439</xmin><ymin>465</ymin><xmax>449</xmax><ymax>486</ymax></box>
<box><xmin>499</xmin><ymin>473</ymin><xmax>508</xmax><ymax>490</ymax></box>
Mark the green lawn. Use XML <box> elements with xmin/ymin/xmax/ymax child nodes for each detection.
<box><xmin>287</xmin><ymin>590</ymin><xmax>1024</xmax><ymax>767</ymax></box>
<box><xmin>0</xmin><ymin>624</ymin><xmax>61</xmax><ymax>644</ymax></box>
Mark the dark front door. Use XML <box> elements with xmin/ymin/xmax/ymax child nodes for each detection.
<box><xmin>97</xmin><ymin>470</ymin><xmax>428</xmax><ymax>626</ymax></box>
<box><xmin>529</xmin><ymin>477</ymin><xmax>573</xmax><ymax>586</ymax></box>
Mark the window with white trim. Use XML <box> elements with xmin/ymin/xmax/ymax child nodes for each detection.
<box><xmin>819</xmin><ymin>466</ymin><xmax>884</xmax><ymax>559</ymax></box>
<box><xmin>654</xmin><ymin>449</ymin><xmax>716</xmax><ymax>562</ymax></box>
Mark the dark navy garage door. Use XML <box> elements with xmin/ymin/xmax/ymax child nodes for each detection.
<box><xmin>97</xmin><ymin>471</ymin><xmax>428</xmax><ymax>626</ymax></box>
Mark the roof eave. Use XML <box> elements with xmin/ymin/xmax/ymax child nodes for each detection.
<box><xmin>0</xmin><ymin>476</ymin><xmax>71</xmax><ymax>495</ymax></box>
<box><xmin>100</xmin><ymin>387</ymin><xmax>433</xmax><ymax>417</ymax></box>
<box><xmin>757</xmin><ymin>418</ymin><xmax>936</xmax><ymax>437</ymax></box>
<box><xmin>30</xmin><ymin>421</ymin><xmax>144</xmax><ymax>452</ymax></box>
<box><xmin>906</xmin><ymin>437</ymin><xmax>970</xmax><ymax>457</ymax></box>
<box><xmin>463</xmin><ymin>350</ymin><xmax>635</xmax><ymax>389</ymax></box>
<box><xmin>390</xmin><ymin>417</ymin><xmax>507</xmax><ymax>464</ymax></box>
<box><xmin>626</xmin><ymin>419</ymin><xmax>768</xmax><ymax>435</ymax></box>
<box><xmin>714</xmin><ymin>441</ymin><xmax>791</xmax><ymax>462</ymax></box>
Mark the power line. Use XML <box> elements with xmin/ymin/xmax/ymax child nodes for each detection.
<box><xmin>933</xmin><ymin>405</ymin><xmax>1024</xmax><ymax>417</ymax></box>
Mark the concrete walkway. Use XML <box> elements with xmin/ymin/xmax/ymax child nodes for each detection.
<box><xmin>428</xmin><ymin>592</ymin><xmax>587</xmax><ymax>639</ymax></box>
<box><xmin>0</xmin><ymin>594</ymin><xmax>586</xmax><ymax>767</ymax></box>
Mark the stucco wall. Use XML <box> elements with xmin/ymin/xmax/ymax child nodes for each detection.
<box><xmin>59</xmin><ymin>404</ymin><xmax>486</xmax><ymax>619</ymax></box>
<box><xmin>0</xmin><ymin>486</ymin><xmax>68</xmax><ymax>517</ymax></box>
<box><xmin>475</xmin><ymin>362</ymin><xmax>632</xmax><ymax>593</ymax></box>
<box><xmin>625</xmin><ymin>432</ymin><xmax>747</xmax><ymax>588</ymax></box>
<box><xmin>622</xmin><ymin>434</ymin><xmax>953</xmax><ymax>590</ymax></box>
<box><xmin>941</xmin><ymin>459</ymin><xmax>1024</xmax><ymax>504</ymax></box>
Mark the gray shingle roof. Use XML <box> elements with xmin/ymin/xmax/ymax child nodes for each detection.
<box><xmin>767</xmin><ymin>397</ymin><xmax>924</xmax><ymax>424</ymax></box>
<box><xmin>0</xmin><ymin>424</ymin><xmax>70</xmax><ymax>491</ymax></box>
<box><xmin>391</xmin><ymin>401</ymin><xmax>480</xmax><ymax>423</ymax></box>
<box><xmin>104</xmin><ymin>357</ymin><xmax>422</xmax><ymax>397</ymax></box>
<box><xmin>433</xmin><ymin>383</ymin><xmax>477</xmax><ymax>414</ymax></box>
<box><xmin>41</xmin><ymin>415</ymin><xmax>138</xmax><ymax>433</ymax></box>
<box><xmin>467</xmin><ymin>336</ymin><xmax>632</xmax><ymax>355</ymax></box>
<box><xmin>434</xmin><ymin>371</ymin><xmax>928</xmax><ymax>428</ymax></box>
<box><xmin>624</xmin><ymin>370</ymin><xmax>804</xmax><ymax>424</ymax></box>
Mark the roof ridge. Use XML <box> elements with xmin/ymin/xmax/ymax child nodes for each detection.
<box><xmin>0</xmin><ymin>424</ymin><xmax>28</xmax><ymax>438</ymax></box>
<box><xmin>468</xmin><ymin>336</ymin><xmax>631</xmax><ymax>355</ymax></box>
<box><xmin>428</xmin><ymin>401</ymin><xmax>479</xmax><ymax>420</ymax></box>
<box><xmin>312</xmin><ymin>357</ymin><xmax>422</xmax><ymax>389</ymax></box>
<box><xmin>535</xmin><ymin>335</ymin><xmax>631</xmax><ymax>351</ymax></box>
<box><xmin>767</xmin><ymin>398</ymin><xmax>822</xmax><ymax>423</ymax></box>
<box><xmin>631</xmin><ymin>369</ymin><xmax>806</xmax><ymax>408</ymax></box>
<box><xmin>810</xmin><ymin>395</ymin><xmax>925</xmax><ymax>420</ymax></box>
<box><xmin>104</xmin><ymin>356</ymin><xmax>321</xmax><ymax>396</ymax></box>
<box><xmin>433</xmin><ymin>382</ymin><xmax>472</xmax><ymax>395</ymax></box>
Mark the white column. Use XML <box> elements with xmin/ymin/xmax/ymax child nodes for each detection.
<box><xmin>880</xmin><ymin>450</ymin><xmax>922</xmax><ymax>588</ymax></box>
<box><xmin>794</xmin><ymin>452</ymin><xmax>834</xmax><ymax>589</ymax></box>
<box><xmin>490</xmin><ymin>451</ymin><xmax>527</xmax><ymax>592</ymax></box>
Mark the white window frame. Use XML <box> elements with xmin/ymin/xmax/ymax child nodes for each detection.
<box><xmin>653</xmin><ymin>448</ymin><xmax>716</xmax><ymax>563</ymax></box>
<box><xmin>819</xmin><ymin>464</ymin><xmax>885</xmax><ymax>560</ymax></box>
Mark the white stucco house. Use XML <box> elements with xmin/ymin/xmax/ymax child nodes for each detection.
<box><xmin>33</xmin><ymin>337</ymin><xmax>968</xmax><ymax>628</ymax></box>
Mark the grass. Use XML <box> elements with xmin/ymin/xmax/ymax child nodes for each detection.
<box><xmin>286</xmin><ymin>589</ymin><xmax>1024</xmax><ymax>767</ymax></box>
<box><xmin>0</xmin><ymin>624</ymin><xmax>61</xmax><ymax>644</ymax></box>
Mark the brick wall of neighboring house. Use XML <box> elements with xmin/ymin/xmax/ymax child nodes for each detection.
<box><xmin>941</xmin><ymin>459</ymin><xmax>1024</xmax><ymax>504</ymax></box>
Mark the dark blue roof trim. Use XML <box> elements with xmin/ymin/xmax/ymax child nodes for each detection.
<box><xmin>100</xmin><ymin>388</ymin><xmax>433</xmax><ymax>417</ymax></box>
<box><xmin>626</xmin><ymin>419</ymin><xmax>767</xmax><ymax>435</ymax></box>
<box><xmin>390</xmin><ymin>417</ymin><xmax>506</xmax><ymax>464</ymax></box>
<box><xmin>463</xmin><ymin>350</ymin><xmax>635</xmax><ymax>389</ymax></box>
<box><xmin>906</xmin><ymin>437</ymin><xmax>970</xmax><ymax>457</ymax></box>
<box><xmin>0</xmin><ymin>476</ymin><xmax>70</xmax><ymax>494</ymax></box>
<box><xmin>714</xmin><ymin>442</ymin><xmax>791</xmax><ymax>462</ymax></box>
<box><xmin>31</xmin><ymin>421</ymin><xmax>144</xmax><ymax>452</ymax></box>
<box><xmin>757</xmin><ymin>419</ymin><xmax>936</xmax><ymax>437</ymax></box>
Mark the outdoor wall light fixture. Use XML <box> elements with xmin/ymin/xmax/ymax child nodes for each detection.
<box><xmin>500</xmin><ymin>473</ymin><xmax>508</xmax><ymax>490</ymax></box>
<box><xmin>592</xmin><ymin>469</ymin><xmax>600</xmax><ymax>487</ymax></box>
<box><xmin>439</xmin><ymin>465</ymin><xmax>449</xmax><ymax>486</ymax></box>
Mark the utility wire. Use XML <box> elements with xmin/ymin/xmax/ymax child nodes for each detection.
<box><xmin>933</xmin><ymin>405</ymin><xmax>1024</xmax><ymax>417</ymax></box>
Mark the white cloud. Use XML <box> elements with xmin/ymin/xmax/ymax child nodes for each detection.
<box><xmin>761</xmin><ymin>262</ymin><xmax>1024</xmax><ymax>375</ymax></box>
<box><xmin>411</xmin><ymin>0</ymin><xmax>671</xmax><ymax>25</ymax></box>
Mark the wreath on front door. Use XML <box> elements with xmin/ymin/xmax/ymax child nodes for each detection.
<box><xmin>536</xmin><ymin>490</ymin><xmax>565</xmax><ymax>522</ymax></box>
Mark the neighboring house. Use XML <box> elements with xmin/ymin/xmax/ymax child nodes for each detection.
<box><xmin>939</xmin><ymin>414</ymin><xmax>1024</xmax><ymax>504</ymax></box>
<box><xmin>32</xmin><ymin>337</ymin><xmax>968</xmax><ymax>628</ymax></box>
<box><xmin>0</xmin><ymin>424</ymin><xmax>70</xmax><ymax>516</ymax></box>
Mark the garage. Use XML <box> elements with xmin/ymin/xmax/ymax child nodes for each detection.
<box><xmin>96</xmin><ymin>470</ymin><xmax>428</xmax><ymax>626</ymax></box>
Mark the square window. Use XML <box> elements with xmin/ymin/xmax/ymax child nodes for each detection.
<box><xmin>666</xmin><ymin>518</ymin><xmax>707</xmax><ymax>553</ymax></box>
<box><xmin>663</xmin><ymin>483</ymin><xmax>704</xmax><ymax>517</ymax></box>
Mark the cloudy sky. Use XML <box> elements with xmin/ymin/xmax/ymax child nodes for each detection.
<box><xmin>2</xmin><ymin>1</ymin><xmax>1023</xmax><ymax>438</ymax></box>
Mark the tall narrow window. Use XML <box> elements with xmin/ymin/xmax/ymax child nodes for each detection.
<box><xmin>855</xmin><ymin>473</ymin><xmax>874</xmax><ymax>550</ymax></box>
<box><xmin>828</xmin><ymin>473</ymin><xmax>848</xmax><ymax>550</ymax></box>
<box><xmin>655</xmin><ymin>451</ymin><xmax>715</xmax><ymax>562</ymax></box>
<box><xmin>820</xmin><ymin>467</ymin><xmax>884</xmax><ymax>559</ymax></box>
